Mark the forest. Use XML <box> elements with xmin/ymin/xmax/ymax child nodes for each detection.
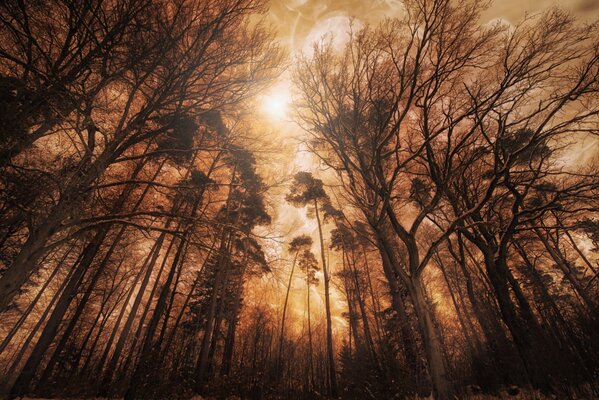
<box><xmin>0</xmin><ymin>0</ymin><xmax>598</xmax><ymax>399</ymax></box>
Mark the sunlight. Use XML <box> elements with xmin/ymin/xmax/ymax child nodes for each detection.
<box><xmin>260</xmin><ymin>82</ymin><xmax>291</xmax><ymax>121</ymax></box>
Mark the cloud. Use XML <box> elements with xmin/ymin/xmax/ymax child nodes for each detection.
<box><xmin>302</xmin><ymin>14</ymin><xmax>357</xmax><ymax>52</ymax></box>
<box><xmin>269</xmin><ymin>0</ymin><xmax>404</xmax><ymax>53</ymax></box>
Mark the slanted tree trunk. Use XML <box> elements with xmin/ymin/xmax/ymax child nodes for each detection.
<box><xmin>0</xmin><ymin>245</ymin><xmax>74</xmax><ymax>355</ymax></box>
<box><xmin>10</xmin><ymin>230</ymin><xmax>109</xmax><ymax>397</ymax></box>
<box><xmin>514</xmin><ymin>240</ymin><xmax>596</xmax><ymax>382</ymax></box>
<box><xmin>0</xmin><ymin>142</ymin><xmax>121</xmax><ymax>312</ymax></box>
<box><xmin>35</xmin><ymin>232</ymin><xmax>126</xmax><ymax>389</ymax></box>
<box><xmin>220</xmin><ymin>260</ymin><xmax>247</xmax><ymax>377</ymax></box>
<box><xmin>3</xmin><ymin>254</ymin><xmax>80</xmax><ymax>382</ymax></box>
<box><xmin>71</xmin><ymin>278</ymin><xmax>121</xmax><ymax>376</ymax></box>
<box><xmin>206</xmin><ymin>289</ymin><xmax>226</xmax><ymax>378</ymax></box>
<box><xmin>449</xmin><ymin>234</ymin><xmax>514</xmax><ymax>381</ymax></box>
<box><xmin>15</xmin><ymin>155</ymin><xmax>163</xmax><ymax>394</ymax></box>
<box><xmin>195</xmin><ymin>233</ymin><xmax>233</xmax><ymax>388</ymax></box>
<box><xmin>534</xmin><ymin>227</ymin><xmax>596</xmax><ymax>310</ymax></box>
<box><xmin>435</xmin><ymin>252</ymin><xmax>480</xmax><ymax>356</ymax></box>
<box><xmin>277</xmin><ymin>250</ymin><xmax>299</xmax><ymax>372</ymax></box>
<box><xmin>195</xmin><ymin>164</ymin><xmax>238</xmax><ymax>390</ymax></box>
<box><xmin>125</xmin><ymin>213</ymin><xmax>196</xmax><ymax>400</ymax></box>
<box><xmin>482</xmin><ymin>248</ymin><xmax>552</xmax><ymax>391</ymax></box>
<box><xmin>161</xmin><ymin>236</ymin><xmax>220</xmax><ymax>358</ymax></box>
<box><xmin>96</xmin><ymin>230</ymin><xmax>175</xmax><ymax>394</ymax></box>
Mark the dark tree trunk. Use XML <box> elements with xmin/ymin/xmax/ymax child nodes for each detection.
<box><xmin>313</xmin><ymin>200</ymin><xmax>338</xmax><ymax>398</ymax></box>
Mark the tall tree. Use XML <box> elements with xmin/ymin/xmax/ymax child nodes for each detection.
<box><xmin>297</xmin><ymin>248</ymin><xmax>319</xmax><ymax>392</ymax></box>
<box><xmin>294</xmin><ymin>2</ymin><xmax>599</xmax><ymax>396</ymax></box>
<box><xmin>287</xmin><ymin>171</ymin><xmax>339</xmax><ymax>397</ymax></box>
<box><xmin>0</xmin><ymin>0</ymin><xmax>282</xmax><ymax>312</ymax></box>
<box><xmin>277</xmin><ymin>235</ymin><xmax>313</xmax><ymax>373</ymax></box>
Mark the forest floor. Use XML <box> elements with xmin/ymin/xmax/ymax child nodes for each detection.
<box><xmin>12</xmin><ymin>387</ymin><xmax>597</xmax><ymax>400</ymax></box>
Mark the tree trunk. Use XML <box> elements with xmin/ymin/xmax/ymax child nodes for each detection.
<box><xmin>220</xmin><ymin>273</ymin><xmax>244</xmax><ymax>377</ymax></box>
<box><xmin>407</xmin><ymin>275</ymin><xmax>451</xmax><ymax>400</ymax></box>
<box><xmin>0</xmin><ymin>245</ymin><xmax>74</xmax><ymax>355</ymax></box>
<box><xmin>125</xmin><ymin>224</ymin><xmax>193</xmax><ymax>400</ymax></box>
<box><xmin>306</xmin><ymin>270</ymin><xmax>315</xmax><ymax>391</ymax></box>
<box><xmin>195</xmin><ymin>233</ymin><xmax>232</xmax><ymax>388</ymax></box>
<box><xmin>3</xmin><ymin>255</ymin><xmax>80</xmax><ymax>383</ymax></box>
<box><xmin>361</xmin><ymin>243</ymin><xmax>384</xmax><ymax>342</ymax></box>
<box><xmin>161</xmin><ymin>236</ymin><xmax>220</xmax><ymax>358</ymax></box>
<box><xmin>534</xmin><ymin>227</ymin><xmax>595</xmax><ymax>310</ymax></box>
<box><xmin>97</xmin><ymin>231</ymin><xmax>175</xmax><ymax>394</ymax></box>
<box><xmin>277</xmin><ymin>250</ymin><xmax>298</xmax><ymax>372</ymax></box>
<box><xmin>514</xmin><ymin>240</ymin><xmax>596</xmax><ymax>382</ymax></box>
<box><xmin>36</xmin><ymin>229</ymin><xmax>127</xmax><ymax>389</ymax></box>
<box><xmin>482</xmin><ymin>250</ymin><xmax>551</xmax><ymax>391</ymax></box>
<box><xmin>0</xmin><ymin>145</ymin><xmax>118</xmax><ymax>312</ymax></box>
<box><xmin>374</xmin><ymin>231</ymin><xmax>427</xmax><ymax>392</ymax></box>
<box><xmin>348</xmin><ymin>246</ymin><xmax>379</xmax><ymax>369</ymax></box>
<box><xmin>313</xmin><ymin>199</ymin><xmax>338</xmax><ymax>398</ymax></box>
<box><xmin>435</xmin><ymin>253</ymin><xmax>479</xmax><ymax>356</ymax></box>
<box><xmin>9</xmin><ymin>228</ymin><xmax>114</xmax><ymax>397</ymax></box>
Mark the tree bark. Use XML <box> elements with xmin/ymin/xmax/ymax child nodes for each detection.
<box><xmin>407</xmin><ymin>275</ymin><xmax>451</xmax><ymax>400</ymax></box>
<box><xmin>277</xmin><ymin>250</ymin><xmax>298</xmax><ymax>373</ymax></box>
<box><xmin>0</xmin><ymin>145</ymin><xmax>119</xmax><ymax>312</ymax></box>
<box><xmin>313</xmin><ymin>199</ymin><xmax>338</xmax><ymax>398</ymax></box>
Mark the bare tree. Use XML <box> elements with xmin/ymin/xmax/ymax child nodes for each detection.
<box><xmin>294</xmin><ymin>0</ymin><xmax>598</xmax><ymax>397</ymax></box>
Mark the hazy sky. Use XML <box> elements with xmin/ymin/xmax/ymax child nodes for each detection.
<box><xmin>268</xmin><ymin>0</ymin><xmax>599</xmax><ymax>53</ymax></box>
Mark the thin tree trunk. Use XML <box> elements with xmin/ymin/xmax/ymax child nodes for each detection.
<box><xmin>195</xmin><ymin>167</ymin><xmax>236</xmax><ymax>389</ymax></box>
<box><xmin>482</xmin><ymin>248</ymin><xmax>552</xmax><ymax>391</ymax></box>
<box><xmin>220</xmin><ymin>267</ymin><xmax>246</xmax><ymax>377</ymax></box>
<box><xmin>277</xmin><ymin>250</ymin><xmax>299</xmax><ymax>372</ymax></box>
<box><xmin>10</xmin><ymin>233</ymin><xmax>107</xmax><ymax>396</ymax></box>
<box><xmin>125</xmin><ymin>217</ymin><xmax>196</xmax><ymax>400</ymax></box>
<box><xmin>347</xmin><ymin>245</ymin><xmax>380</xmax><ymax>371</ymax></box>
<box><xmin>161</xmin><ymin>236</ymin><xmax>220</xmax><ymax>358</ymax></box>
<box><xmin>514</xmin><ymin>240</ymin><xmax>595</xmax><ymax>382</ymax></box>
<box><xmin>3</xmin><ymin>255</ymin><xmax>80</xmax><ymax>383</ymax></box>
<box><xmin>98</xmin><ymin>231</ymin><xmax>176</xmax><ymax>393</ymax></box>
<box><xmin>36</xmin><ymin>229</ymin><xmax>128</xmax><ymax>388</ymax></box>
<box><xmin>534</xmin><ymin>227</ymin><xmax>595</xmax><ymax>310</ymax></box>
<box><xmin>434</xmin><ymin>252</ymin><xmax>478</xmax><ymax>356</ymax></box>
<box><xmin>0</xmin><ymin>143</ymin><xmax>120</xmax><ymax>312</ymax></box>
<box><xmin>313</xmin><ymin>199</ymin><xmax>338</xmax><ymax>398</ymax></box>
<box><xmin>306</xmin><ymin>271</ymin><xmax>315</xmax><ymax>391</ymax></box>
<box><xmin>361</xmin><ymin>243</ymin><xmax>383</xmax><ymax>342</ymax></box>
<box><xmin>0</xmin><ymin>245</ymin><xmax>74</xmax><ymax>355</ymax></box>
<box><xmin>195</xmin><ymin>233</ymin><xmax>232</xmax><ymax>388</ymax></box>
<box><xmin>374</xmin><ymin>230</ymin><xmax>427</xmax><ymax>392</ymax></box>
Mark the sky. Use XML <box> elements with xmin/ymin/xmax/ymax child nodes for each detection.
<box><xmin>246</xmin><ymin>0</ymin><xmax>599</xmax><ymax>339</ymax></box>
<box><xmin>268</xmin><ymin>0</ymin><xmax>599</xmax><ymax>54</ymax></box>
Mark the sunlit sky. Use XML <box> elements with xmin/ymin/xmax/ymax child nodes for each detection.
<box><xmin>260</xmin><ymin>0</ymin><xmax>599</xmax><ymax>123</ymax></box>
<box><xmin>250</xmin><ymin>0</ymin><xmax>599</xmax><ymax>337</ymax></box>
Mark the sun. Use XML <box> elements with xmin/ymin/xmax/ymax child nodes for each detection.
<box><xmin>260</xmin><ymin>81</ymin><xmax>291</xmax><ymax>121</ymax></box>
<box><xmin>262</xmin><ymin>93</ymin><xmax>288</xmax><ymax>119</ymax></box>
